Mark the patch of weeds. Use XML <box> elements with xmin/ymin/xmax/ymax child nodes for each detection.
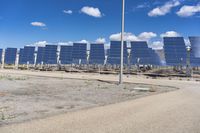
<box><xmin>0</xmin><ymin>75</ymin><xmax>4</xmax><ymax>80</ymax></box>
<box><xmin>0</xmin><ymin>110</ymin><xmax>5</xmax><ymax>120</ymax></box>
<box><xmin>15</xmin><ymin>77</ymin><xmax>27</xmax><ymax>80</ymax></box>
<box><xmin>0</xmin><ymin>75</ymin><xmax>27</xmax><ymax>81</ymax></box>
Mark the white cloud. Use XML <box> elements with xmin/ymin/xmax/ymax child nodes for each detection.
<box><xmin>160</xmin><ymin>31</ymin><xmax>181</xmax><ymax>37</ymax></box>
<box><xmin>81</xmin><ymin>6</ymin><xmax>102</xmax><ymax>18</ymax></box>
<box><xmin>58</xmin><ymin>41</ymin><xmax>73</xmax><ymax>46</ymax></box>
<box><xmin>33</xmin><ymin>41</ymin><xmax>48</xmax><ymax>47</ymax></box>
<box><xmin>30</xmin><ymin>22</ymin><xmax>46</xmax><ymax>27</ymax></box>
<box><xmin>138</xmin><ymin>32</ymin><xmax>157</xmax><ymax>40</ymax></box>
<box><xmin>109</xmin><ymin>32</ymin><xmax>157</xmax><ymax>42</ymax></box>
<box><xmin>63</xmin><ymin>10</ymin><xmax>73</xmax><ymax>14</ymax></box>
<box><xmin>77</xmin><ymin>40</ymin><xmax>89</xmax><ymax>44</ymax></box>
<box><xmin>150</xmin><ymin>41</ymin><xmax>164</xmax><ymax>50</ymax></box>
<box><xmin>148</xmin><ymin>0</ymin><xmax>181</xmax><ymax>17</ymax></box>
<box><xmin>176</xmin><ymin>4</ymin><xmax>200</xmax><ymax>17</ymax></box>
<box><xmin>109</xmin><ymin>32</ymin><xmax>138</xmax><ymax>41</ymax></box>
<box><xmin>95</xmin><ymin>38</ymin><xmax>106</xmax><ymax>43</ymax></box>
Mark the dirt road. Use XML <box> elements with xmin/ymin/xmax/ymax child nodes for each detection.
<box><xmin>1</xmin><ymin>70</ymin><xmax>200</xmax><ymax>133</ymax></box>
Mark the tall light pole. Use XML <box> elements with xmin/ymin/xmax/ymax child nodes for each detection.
<box><xmin>119</xmin><ymin>0</ymin><xmax>125</xmax><ymax>84</ymax></box>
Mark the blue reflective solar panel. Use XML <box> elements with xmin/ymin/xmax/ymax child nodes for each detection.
<box><xmin>164</xmin><ymin>37</ymin><xmax>187</xmax><ymax>66</ymax></box>
<box><xmin>189</xmin><ymin>37</ymin><xmax>200</xmax><ymax>66</ymax></box>
<box><xmin>72</xmin><ymin>43</ymin><xmax>87</xmax><ymax>64</ymax></box>
<box><xmin>89</xmin><ymin>44</ymin><xmax>105</xmax><ymax>64</ymax></box>
<box><xmin>107</xmin><ymin>41</ymin><xmax>128</xmax><ymax>65</ymax></box>
<box><xmin>43</xmin><ymin>45</ymin><xmax>57</xmax><ymax>64</ymax></box>
<box><xmin>4</xmin><ymin>48</ymin><xmax>17</xmax><ymax>64</ymax></box>
<box><xmin>36</xmin><ymin>47</ymin><xmax>45</xmax><ymax>64</ymax></box>
<box><xmin>0</xmin><ymin>49</ymin><xmax>2</xmax><ymax>64</ymax></box>
<box><xmin>59</xmin><ymin>45</ymin><xmax>73</xmax><ymax>64</ymax></box>
<box><xmin>19</xmin><ymin>46</ymin><xmax>35</xmax><ymax>64</ymax></box>
<box><xmin>18</xmin><ymin>48</ymin><xmax>24</xmax><ymax>64</ymax></box>
<box><xmin>130</xmin><ymin>41</ymin><xmax>161</xmax><ymax>65</ymax></box>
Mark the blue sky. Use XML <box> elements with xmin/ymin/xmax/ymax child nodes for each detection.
<box><xmin>0</xmin><ymin>0</ymin><xmax>200</xmax><ymax>49</ymax></box>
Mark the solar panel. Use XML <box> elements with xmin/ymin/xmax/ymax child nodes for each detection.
<box><xmin>0</xmin><ymin>49</ymin><xmax>2</xmax><ymax>64</ymax></box>
<box><xmin>130</xmin><ymin>41</ymin><xmax>161</xmax><ymax>65</ymax></box>
<box><xmin>89</xmin><ymin>43</ymin><xmax>105</xmax><ymax>64</ymax></box>
<box><xmin>107</xmin><ymin>41</ymin><xmax>128</xmax><ymax>65</ymax></box>
<box><xmin>72</xmin><ymin>43</ymin><xmax>87</xmax><ymax>64</ymax></box>
<box><xmin>36</xmin><ymin>47</ymin><xmax>45</xmax><ymax>64</ymax></box>
<box><xmin>18</xmin><ymin>46</ymin><xmax>35</xmax><ymax>64</ymax></box>
<box><xmin>18</xmin><ymin>48</ymin><xmax>24</xmax><ymax>64</ymax></box>
<box><xmin>189</xmin><ymin>37</ymin><xmax>200</xmax><ymax>66</ymax></box>
<box><xmin>43</xmin><ymin>45</ymin><xmax>58</xmax><ymax>64</ymax></box>
<box><xmin>4</xmin><ymin>48</ymin><xmax>17</xmax><ymax>64</ymax></box>
<box><xmin>59</xmin><ymin>45</ymin><xmax>73</xmax><ymax>64</ymax></box>
<box><xmin>163</xmin><ymin>37</ymin><xmax>187</xmax><ymax>66</ymax></box>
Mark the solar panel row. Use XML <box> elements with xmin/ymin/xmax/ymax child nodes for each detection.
<box><xmin>19</xmin><ymin>46</ymin><xmax>35</xmax><ymax>64</ymax></box>
<box><xmin>107</xmin><ymin>41</ymin><xmax>128</xmax><ymax>65</ymax></box>
<box><xmin>130</xmin><ymin>41</ymin><xmax>161</xmax><ymax>65</ymax></box>
<box><xmin>164</xmin><ymin>37</ymin><xmax>187</xmax><ymax>66</ymax></box>
<box><xmin>43</xmin><ymin>45</ymin><xmax>57</xmax><ymax>64</ymax></box>
<box><xmin>59</xmin><ymin>45</ymin><xmax>73</xmax><ymax>64</ymax></box>
<box><xmin>36</xmin><ymin>47</ymin><xmax>45</xmax><ymax>64</ymax></box>
<box><xmin>72</xmin><ymin>43</ymin><xmax>87</xmax><ymax>64</ymax></box>
<box><xmin>89</xmin><ymin>43</ymin><xmax>105</xmax><ymax>64</ymax></box>
<box><xmin>1</xmin><ymin>38</ymin><xmax>199</xmax><ymax>66</ymax></box>
<box><xmin>4</xmin><ymin>48</ymin><xmax>17</xmax><ymax>64</ymax></box>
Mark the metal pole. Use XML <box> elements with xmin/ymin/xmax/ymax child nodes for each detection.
<box><xmin>119</xmin><ymin>0</ymin><xmax>125</xmax><ymax>84</ymax></box>
<box><xmin>186</xmin><ymin>46</ymin><xmax>191</xmax><ymax>77</ymax></box>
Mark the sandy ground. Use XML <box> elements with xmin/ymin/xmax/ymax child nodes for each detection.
<box><xmin>0</xmin><ymin>70</ymin><xmax>175</xmax><ymax>126</ymax></box>
<box><xmin>0</xmin><ymin>69</ymin><xmax>200</xmax><ymax>133</ymax></box>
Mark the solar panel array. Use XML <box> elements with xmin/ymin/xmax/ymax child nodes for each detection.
<box><xmin>43</xmin><ymin>45</ymin><xmax>57</xmax><ymax>64</ymax></box>
<box><xmin>89</xmin><ymin>44</ymin><xmax>105</xmax><ymax>64</ymax></box>
<box><xmin>1</xmin><ymin>37</ymin><xmax>200</xmax><ymax>67</ymax></box>
<box><xmin>164</xmin><ymin>37</ymin><xmax>187</xmax><ymax>66</ymax></box>
<box><xmin>107</xmin><ymin>41</ymin><xmax>128</xmax><ymax>65</ymax></box>
<box><xmin>130</xmin><ymin>41</ymin><xmax>160</xmax><ymax>65</ymax></box>
<box><xmin>0</xmin><ymin>49</ymin><xmax>2</xmax><ymax>64</ymax></box>
<box><xmin>189</xmin><ymin>37</ymin><xmax>200</xmax><ymax>67</ymax></box>
<box><xmin>4</xmin><ymin>48</ymin><xmax>17</xmax><ymax>64</ymax></box>
<box><xmin>59</xmin><ymin>45</ymin><xmax>73</xmax><ymax>64</ymax></box>
<box><xmin>19</xmin><ymin>46</ymin><xmax>35</xmax><ymax>64</ymax></box>
<box><xmin>72</xmin><ymin>43</ymin><xmax>87</xmax><ymax>64</ymax></box>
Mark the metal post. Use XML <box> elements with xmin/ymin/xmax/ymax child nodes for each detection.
<box><xmin>186</xmin><ymin>46</ymin><xmax>191</xmax><ymax>77</ymax></box>
<box><xmin>119</xmin><ymin>0</ymin><xmax>125</xmax><ymax>84</ymax></box>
